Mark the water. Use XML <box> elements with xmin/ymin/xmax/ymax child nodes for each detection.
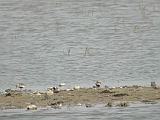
<box><xmin>0</xmin><ymin>102</ymin><xmax>160</xmax><ymax>120</ymax></box>
<box><xmin>0</xmin><ymin>0</ymin><xmax>160</xmax><ymax>119</ymax></box>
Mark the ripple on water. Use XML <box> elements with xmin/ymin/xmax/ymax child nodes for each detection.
<box><xmin>0</xmin><ymin>102</ymin><xmax>160</xmax><ymax>120</ymax></box>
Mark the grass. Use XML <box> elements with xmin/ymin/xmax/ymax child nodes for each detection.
<box><xmin>114</xmin><ymin>25</ymin><xmax>117</xmax><ymax>32</ymax></box>
<box><xmin>85</xmin><ymin>8</ymin><xmax>95</xmax><ymax>16</ymax></box>
<box><xmin>83</xmin><ymin>47</ymin><xmax>92</xmax><ymax>57</ymax></box>
<box><xmin>68</xmin><ymin>49</ymin><xmax>70</xmax><ymax>56</ymax></box>
<box><xmin>132</xmin><ymin>25</ymin><xmax>139</xmax><ymax>33</ymax></box>
<box><xmin>139</xmin><ymin>4</ymin><xmax>146</xmax><ymax>14</ymax></box>
<box><xmin>63</xmin><ymin>49</ymin><xmax>70</xmax><ymax>56</ymax></box>
<box><xmin>154</xmin><ymin>6</ymin><xmax>155</xmax><ymax>11</ymax></box>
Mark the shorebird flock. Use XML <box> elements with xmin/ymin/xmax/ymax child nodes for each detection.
<box><xmin>15</xmin><ymin>80</ymin><xmax>102</xmax><ymax>91</ymax></box>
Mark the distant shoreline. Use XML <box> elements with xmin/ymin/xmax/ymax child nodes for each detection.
<box><xmin>0</xmin><ymin>86</ymin><xmax>160</xmax><ymax>109</ymax></box>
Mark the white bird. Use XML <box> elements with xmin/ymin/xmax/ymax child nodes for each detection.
<box><xmin>16</xmin><ymin>83</ymin><xmax>25</xmax><ymax>90</ymax></box>
<box><xmin>95</xmin><ymin>81</ymin><xmax>102</xmax><ymax>87</ymax></box>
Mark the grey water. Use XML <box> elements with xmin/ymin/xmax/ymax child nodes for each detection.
<box><xmin>0</xmin><ymin>0</ymin><xmax>160</xmax><ymax>119</ymax></box>
<box><xmin>0</xmin><ymin>102</ymin><xmax>160</xmax><ymax>120</ymax></box>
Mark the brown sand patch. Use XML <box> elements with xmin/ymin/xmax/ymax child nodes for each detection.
<box><xmin>0</xmin><ymin>86</ymin><xmax>160</xmax><ymax>109</ymax></box>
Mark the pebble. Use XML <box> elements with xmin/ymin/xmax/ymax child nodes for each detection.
<box><xmin>117</xmin><ymin>102</ymin><xmax>129</xmax><ymax>107</ymax></box>
<box><xmin>77</xmin><ymin>103</ymin><xmax>82</xmax><ymax>106</ymax></box>
<box><xmin>46</xmin><ymin>90</ymin><xmax>53</xmax><ymax>95</ymax></box>
<box><xmin>86</xmin><ymin>103</ymin><xmax>92</xmax><ymax>108</ymax></box>
<box><xmin>74</xmin><ymin>86</ymin><xmax>80</xmax><ymax>90</ymax></box>
<box><xmin>47</xmin><ymin>87</ymin><xmax>53</xmax><ymax>91</ymax></box>
<box><xmin>105</xmin><ymin>102</ymin><xmax>113</xmax><ymax>107</ymax></box>
<box><xmin>36</xmin><ymin>93</ymin><xmax>41</xmax><ymax>96</ymax></box>
<box><xmin>66</xmin><ymin>89</ymin><xmax>70</xmax><ymax>91</ymax></box>
<box><xmin>51</xmin><ymin>103</ymin><xmax>62</xmax><ymax>109</ymax></box>
<box><xmin>59</xmin><ymin>83</ymin><xmax>65</xmax><ymax>86</ymax></box>
<box><xmin>27</xmin><ymin>105</ymin><xmax>37</xmax><ymax>110</ymax></box>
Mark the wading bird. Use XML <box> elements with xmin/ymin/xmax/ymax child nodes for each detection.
<box><xmin>53</xmin><ymin>86</ymin><xmax>60</xmax><ymax>93</ymax></box>
<box><xmin>95</xmin><ymin>81</ymin><xmax>102</xmax><ymax>87</ymax></box>
<box><xmin>16</xmin><ymin>83</ymin><xmax>25</xmax><ymax>90</ymax></box>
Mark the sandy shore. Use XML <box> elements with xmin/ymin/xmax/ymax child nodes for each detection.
<box><xmin>0</xmin><ymin>85</ymin><xmax>160</xmax><ymax>109</ymax></box>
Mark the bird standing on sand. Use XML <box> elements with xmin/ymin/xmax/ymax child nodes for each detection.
<box><xmin>53</xmin><ymin>87</ymin><xmax>60</xmax><ymax>93</ymax></box>
<box><xmin>16</xmin><ymin>83</ymin><xmax>25</xmax><ymax>90</ymax></box>
<box><xmin>95</xmin><ymin>81</ymin><xmax>102</xmax><ymax>87</ymax></box>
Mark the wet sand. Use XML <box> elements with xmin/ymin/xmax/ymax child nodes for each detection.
<box><xmin>0</xmin><ymin>86</ymin><xmax>160</xmax><ymax>109</ymax></box>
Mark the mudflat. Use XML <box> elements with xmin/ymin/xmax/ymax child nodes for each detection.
<box><xmin>0</xmin><ymin>86</ymin><xmax>160</xmax><ymax>109</ymax></box>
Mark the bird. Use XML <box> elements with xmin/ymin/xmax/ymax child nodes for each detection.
<box><xmin>53</xmin><ymin>87</ymin><xmax>58</xmax><ymax>90</ymax></box>
<box><xmin>53</xmin><ymin>87</ymin><xmax>60</xmax><ymax>93</ymax></box>
<box><xmin>95</xmin><ymin>81</ymin><xmax>102</xmax><ymax>87</ymax></box>
<box><xmin>16</xmin><ymin>83</ymin><xmax>25</xmax><ymax>90</ymax></box>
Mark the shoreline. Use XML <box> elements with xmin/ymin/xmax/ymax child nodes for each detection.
<box><xmin>0</xmin><ymin>85</ymin><xmax>160</xmax><ymax>109</ymax></box>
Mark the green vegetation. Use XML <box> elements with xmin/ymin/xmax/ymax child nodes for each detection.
<box><xmin>139</xmin><ymin>4</ymin><xmax>146</xmax><ymax>14</ymax></box>
<box><xmin>132</xmin><ymin>25</ymin><xmax>139</xmax><ymax>33</ymax></box>
<box><xmin>85</xmin><ymin>9</ymin><xmax>95</xmax><ymax>16</ymax></box>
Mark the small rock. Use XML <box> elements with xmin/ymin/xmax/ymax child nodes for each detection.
<box><xmin>117</xmin><ymin>102</ymin><xmax>129</xmax><ymax>107</ymax></box>
<box><xmin>113</xmin><ymin>93</ymin><xmax>128</xmax><ymax>97</ymax></box>
<box><xmin>77</xmin><ymin>103</ymin><xmax>82</xmax><ymax>106</ymax></box>
<box><xmin>151</xmin><ymin>81</ymin><xmax>156</xmax><ymax>88</ymax></box>
<box><xmin>66</xmin><ymin>89</ymin><xmax>70</xmax><ymax>91</ymax></box>
<box><xmin>5</xmin><ymin>92</ymin><xmax>12</xmax><ymax>97</ymax></box>
<box><xmin>74</xmin><ymin>86</ymin><xmax>80</xmax><ymax>90</ymax></box>
<box><xmin>86</xmin><ymin>103</ymin><xmax>92</xmax><ymax>108</ymax></box>
<box><xmin>105</xmin><ymin>86</ymin><xmax>109</xmax><ymax>88</ymax></box>
<box><xmin>142</xmin><ymin>100</ymin><xmax>157</xmax><ymax>104</ymax></box>
<box><xmin>36</xmin><ymin>93</ymin><xmax>41</xmax><ymax>96</ymax></box>
<box><xmin>46</xmin><ymin>90</ymin><xmax>53</xmax><ymax>95</ymax></box>
<box><xmin>132</xmin><ymin>85</ymin><xmax>140</xmax><ymax>89</ymax></box>
<box><xmin>51</xmin><ymin>104</ymin><xmax>62</xmax><ymax>109</ymax></box>
<box><xmin>93</xmin><ymin>86</ymin><xmax>97</xmax><ymax>88</ymax></box>
<box><xmin>59</xmin><ymin>83</ymin><xmax>65</xmax><ymax>87</ymax></box>
<box><xmin>47</xmin><ymin>87</ymin><xmax>53</xmax><ymax>91</ymax></box>
<box><xmin>27</xmin><ymin>105</ymin><xmax>37</xmax><ymax>110</ymax></box>
<box><xmin>105</xmin><ymin>102</ymin><xmax>113</xmax><ymax>107</ymax></box>
<box><xmin>93</xmin><ymin>87</ymin><xmax>97</xmax><ymax>90</ymax></box>
<box><xmin>50</xmin><ymin>102</ymin><xmax>62</xmax><ymax>109</ymax></box>
<box><xmin>5</xmin><ymin>89</ymin><xmax>11</xmax><ymax>93</ymax></box>
<box><xmin>101</xmin><ymin>89</ymin><xmax>112</xmax><ymax>93</ymax></box>
<box><xmin>53</xmin><ymin>89</ymin><xmax>60</xmax><ymax>93</ymax></box>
